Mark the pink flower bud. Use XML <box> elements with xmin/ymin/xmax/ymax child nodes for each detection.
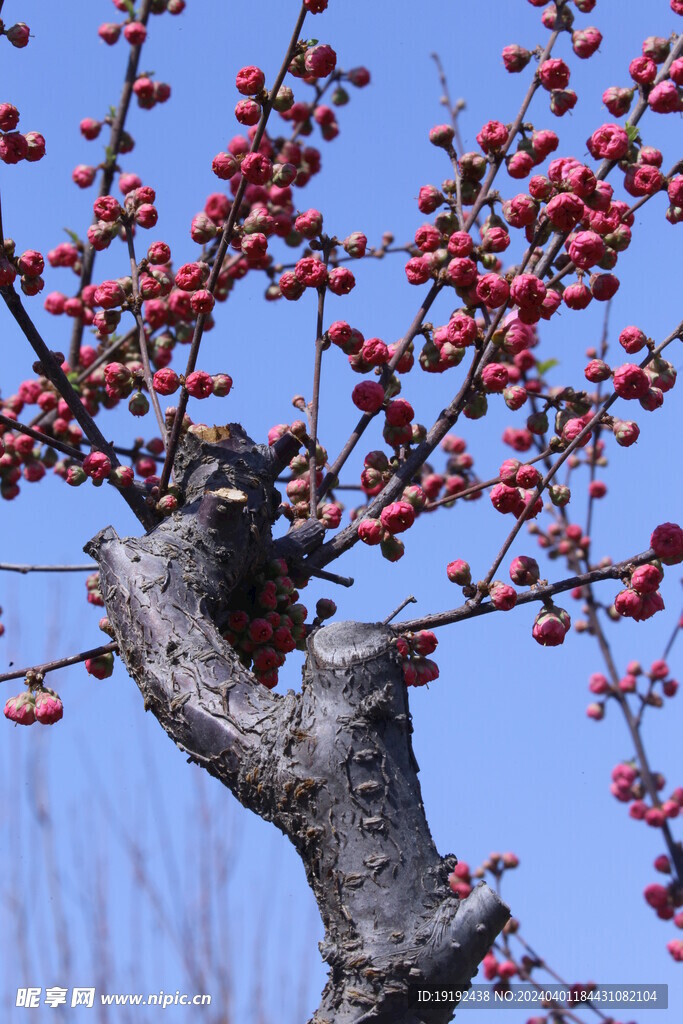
<box><xmin>343</xmin><ymin>232</ymin><xmax>367</xmax><ymax>258</ymax></box>
<box><xmin>613</xmin><ymin>363</ymin><xmax>650</xmax><ymax>400</ymax></box>
<box><xmin>352</xmin><ymin>381</ymin><xmax>384</xmax><ymax>414</ymax></box>
<box><xmin>235</xmin><ymin>98</ymin><xmax>261</xmax><ymax>126</ymax></box>
<box><xmin>212</xmin><ymin>373</ymin><xmax>233</xmax><ymax>397</ymax></box>
<box><xmin>185</xmin><ymin>370</ymin><xmax>213</xmax><ymax>399</ymax></box>
<box><xmin>6</xmin><ymin>22</ymin><xmax>30</xmax><ymax>47</ymax></box>
<box><xmin>94</xmin><ymin>280</ymin><xmax>125</xmax><ymax>309</ymax></box>
<box><xmin>327</xmin><ymin>267</ymin><xmax>355</xmax><ymax>295</ymax></box>
<box><xmin>304</xmin><ymin>44</ymin><xmax>337</xmax><ymax>78</ymax></box>
<box><xmin>539</xmin><ymin>58</ymin><xmax>570</xmax><ymax>91</ymax></box>
<box><xmin>0</xmin><ymin>131</ymin><xmax>28</xmax><ymax>164</ymax></box>
<box><xmin>532</xmin><ymin>604</ymin><xmax>571</xmax><ymax>647</ymax></box>
<box><xmin>546</xmin><ymin>192</ymin><xmax>584</xmax><ymax>231</ymax></box>
<box><xmin>111</xmin><ymin>465</ymin><xmax>134</xmax><ymax>488</ymax></box>
<box><xmin>212</xmin><ymin>151</ymin><xmax>239</xmax><ymax>180</ymax></box>
<box><xmin>417</xmin><ymin>185</ymin><xmax>442</xmax><ymax>214</ymax></box>
<box><xmin>346</xmin><ymin>65</ymin><xmax>370</xmax><ymax>86</ymax></box>
<box><xmin>85</xmin><ymin>652</ymin><xmax>115</xmax><ymax>679</ymax></box>
<box><xmin>241</xmin><ymin>152</ymin><xmax>272</xmax><ymax>185</ymax></box>
<box><xmin>83</xmin><ymin>451</ymin><xmax>112</xmax><ymax>481</ymax></box>
<box><xmin>358</xmin><ymin>519</ymin><xmax>384</xmax><ymax>546</ymax></box>
<box><xmin>446</xmin><ymin>560</ymin><xmax>471</xmax><ymax>585</ymax></box>
<box><xmin>481</xmin><ymin>363</ymin><xmax>509</xmax><ymax>392</ymax></box>
<box><xmin>475</xmin><ymin>273</ymin><xmax>509</xmax><ymax>308</ymax></box>
<box><xmin>586</xmin><ymin>702</ymin><xmax>605</xmax><ymax>720</ymax></box>
<box><xmin>190</xmin><ymin>289</ymin><xmax>215</xmax><ymax>314</ymax></box>
<box><xmin>502</xmin><ymin>45</ymin><xmax>532</xmax><ymax>73</ymax></box>
<box><xmin>384</xmin><ymin>399</ymin><xmax>413</xmax><ymax>428</ymax></box>
<box><xmin>587</xmin><ymin>123</ymin><xmax>630</xmax><ymax>160</ymax></box>
<box><xmin>650</xmin><ymin>522</ymin><xmax>683</xmax><ymax>565</ymax></box>
<box><xmin>98</xmin><ymin>23</ymin><xmax>121</xmax><ymax>45</ymax></box>
<box><xmin>34</xmin><ymin>688</ymin><xmax>63</xmax><ymax>725</ymax></box>
<box><xmin>502</xmin><ymin>193</ymin><xmax>538</xmax><ymax>228</ymax></box>
<box><xmin>489</xmin><ymin>581</ymin><xmax>518</xmax><ymax>610</ymax></box>
<box><xmin>509</xmin><ymin>555</ymin><xmax>540</xmax><ymax>586</ymax></box>
<box><xmin>510</xmin><ymin>273</ymin><xmax>546</xmax><ymax>310</ymax></box>
<box><xmin>153</xmin><ymin>368</ymin><xmax>180</xmax><ymax>395</ymax></box>
<box><xmin>602</xmin><ymin>86</ymin><xmax>634</xmax><ymax>117</ymax></box>
<box><xmin>572</xmin><ymin>26</ymin><xmax>602</xmax><ymax>58</ymax></box>
<box><xmin>380</xmin><ymin>500</ymin><xmax>415</xmax><ymax>535</ymax></box>
<box><xmin>648</xmin><ymin>81</ymin><xmax>681</xmax><ymax>114</ymax></box>
<box><xmin>294</xmin><ymin>257</ymin><xmax>328</xmax><ymax>288</ymax></box>
<box><xmin>413</xmin><ymin>630</ymin><xmax>438</xmax><ymax>656</ymax></box>
<box><xmin>16</xmin><ymin>249</ymin><xmax>44</xmax><ymax>278</ymax></box>
<box><xmin>93</xmin><ymin>195</ymin><xmax>122</xmax><ymax>223</ymax></box>
<box><xmin>612</xmin><ymin>418</ymin><xmax>640</xmax><ymax>447</ymax></box>
<box><xmin>549</xmin><ymin>89</ymin><xmax>578</xmax><ymax>117</ymax></box>
<box><xmin>631</xmin><ymin>563</ymin><xmax>663</xmax><ymax>595</ymax></box>
<box><xmin>585</xmin><ymin>358</ymin><xmax>611</xmax><ymax>382</ymax></box>
<box><xmin>0</xmin><ymin>103</ymin><xmax>20</xmax><ymax>136</ymax></box>
<box><xmin>236</xmin><ymin>65</ymin><xmax>265</xmax><ymax>95</ymax></box>
<box><xmin>123</xmin><ymin>22</ymin><xmax>147</xmax><ymax>45</ymax></box>
<box><xmin>568</xmin><ymin>231</ymin><xmax>605</xmax><ymax>270</ymax></box>
<box><xmin>4</xmin><ymin>691</ymin><xmax>36</xmax><ymax>725</ymax></box>
<box><xmin>476</xmin><ymin>120</ymin><xmax>509</xmax><ymax>154</ymax></box>
<box><xmin>429</xmin><ymin>124</ymin><xmax>455</xmax><ymax>148</ymax></box>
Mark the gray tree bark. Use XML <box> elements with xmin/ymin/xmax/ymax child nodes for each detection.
<box><xmin>85</xmin><ymin>427</ymin><xmax>509</xmax><ymax>1023</ymax></box>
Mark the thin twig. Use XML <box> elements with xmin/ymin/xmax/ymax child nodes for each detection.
<box><xmin>308</xmin><ymin>239</ymin><xmax>332</xmax><ymax>516</ymax></box>
<box><xmin>0</xmin><ymin>563</ymin><xmax>96</xmax><ymax>574</ymax></box>
<box><xmin>472</xmin><ymin>318</ymin><xmax>683</xmax><ymax>598</ymax></box>
<box><xmin>396</xmin><ymin>548</ymin><xmax>655</xmax><ymax>632</ymax></box>
<box><xmin>317</xmin><ymin>282</ymin><xmax>441</xmax><ymax>503</ymax></box>
<box><xmin>0</xmin><ymin>288</ymin><xmax>154</xmax><ymax>528</ymax></box>
<box><xmin>425</xmin><ymin>448</ymin><xmax>553</xmax><ymax>511</ymax></box>
<box><xmin>382</xmin><ymin>596</ymin><xmax>416</xmax><ymax>625</ymax></box>
<box><xmin>0</xmin><ymin>413</ymin><xmax>85</xmax><ymax>462</ymax></box>
<box><xmin>67</xmin><ymin>0</ymin><xmax>154</xmax><ymax>369</ymax></box>
<box><xmin>123</xmin><ymin>216</ymin><xmax>167</xmax><ymax>444</ymax></box>
<box><xmin>159</xmin><ymin>3</ymin><xmax>309</xmax><ymax>495</ymax></box>
<box><xmin>0</xmin><ymin>642</ymin><xmax>117</xmax><ymax>684</ymax></box>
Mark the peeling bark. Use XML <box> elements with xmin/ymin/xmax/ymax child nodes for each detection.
<box><xmin>86</xmin><ymin>426</ymin><xmax>508</xmax><ymax>1023</ymax></box>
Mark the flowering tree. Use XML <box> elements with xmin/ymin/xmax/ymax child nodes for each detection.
<box><xmin>0</xmin><ymin>0</ymin><xmax>682</xmax><ymax>1020</ymax></box>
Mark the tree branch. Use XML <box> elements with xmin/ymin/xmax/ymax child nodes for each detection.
<box><xmin>396</xmin><ymin>548</ymin><xmax>656</xmax><ymax>632</ymax></box>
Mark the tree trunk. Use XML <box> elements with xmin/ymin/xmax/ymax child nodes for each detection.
<box><xmin>86</xmin><ymin>426</ymin><xmax>509</xmax><ymax>1023</ymax></box>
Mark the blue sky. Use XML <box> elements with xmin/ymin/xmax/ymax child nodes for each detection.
<box><xmin>1</xmin><ymin>1</ymin><xmax>682</xmax><ymax>1020</ymax></box>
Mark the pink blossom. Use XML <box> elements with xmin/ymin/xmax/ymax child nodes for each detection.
<box><xmin>380</xmin><ymin>501</ymin><xmax>416</xmax><ymax>535</ymax></box>
<box><xmin>352</xmin><ymin>381</ymin><xmax>384</xmax><ymax>413</ymax></box>
<box><xmin>650</xmin><ymin>523</ymin><xmax>683</xmax><ymax>565</ymax></box>
<box><xmin>587</xmin><ymin>123</ymin><xmax>630</xmax><ymax>160</ymax></box>
<box><xmin>185</xmin><ymin>371</ymin><xmax>213</xmax><ymax>399</ymax></box>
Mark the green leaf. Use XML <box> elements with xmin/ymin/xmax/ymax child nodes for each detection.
<box><xmin>624</xmin><ymin>122</ymin><xmax>640</xmax><ymax>144</ymax></box>
<box><xmin>124</xmin><ymin>0</ymin><xmax>136</xmax><ymax>17</ymax></box>
<box><xmin>63</xmin><ymin>228</ymin><xmax>83</xmax><ymax>245</ymax></box>
<box><xmin>536</xmin><ymin>358</ymin><xmax>559</xmax><ymax>376</ymax></box>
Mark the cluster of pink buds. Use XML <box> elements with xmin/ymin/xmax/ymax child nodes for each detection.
<box><xmin>610</xmin><ymin>762</ymin><xmax>681</xmax><ymax>827</ymax></box>
<box><xmin>356</xmin><ymin>487</ymin><xmax>426</xmax><ymax>563</ymax></box>
<box><xmin>589</xmin><ymin>658</ymin><xmax>678</xmax><ymax>720</ymax></box>
<box><xmin>396</xmin><ymin>630</ymin><xmax>439</xmax><ymax>687</ymax></box>
<box><xmin>644</xmin><ymin>841</ymin><xmax>683</xmax><ymax>961</ymax></box>
<box><xmin>0</xmin><ymin>101</ymin><xmax>45</xmax><ymax>166</ymax></box>
<box><xmin>4</xmin><ymin>671</ymin><xmax>63</xmax><ymax>726</ymax></box>
<box><xmin>643</xmin><ymin>861</ymin><xmax>683</xmax><ymax>949</ymax></box>
<box><xmin>0</xmin><ymin>238</ymin><xmax>45</xmax><ymax>297</ymax></box>
<box><xmin>221</xmin><ymin>558</ymin><xmax>314</xmax><ymax>689</ymax></box>
<box><xmin>612</xmin><ymin>524</ymin><xmax>682</xmax><ymax>623</ymax></box>
<box><xmin>490</xmin><ymin>457</ymin><xmax>544</xmax><ymax>521</ymax></box>
<box><xmin>98</xmin><ymin>1</ymin><xmax>185</xmax><ymax>48</ymax></box>
<box><xmin>280</xmin><ymin>255</ymin><xmax>356</xmax><ymax>300</ymax></box>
